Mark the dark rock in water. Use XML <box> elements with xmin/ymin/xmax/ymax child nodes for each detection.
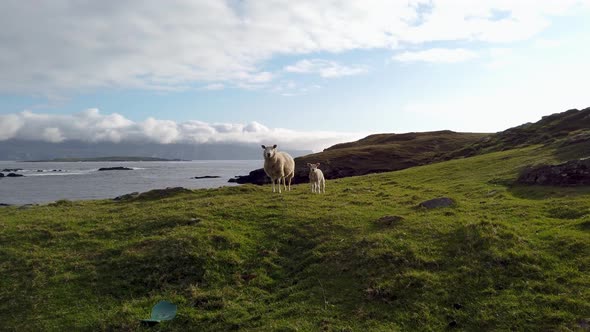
<box><xmin>114</xmin><ymin>187</ymin><xmax>192</xmax><ymax>201</ymax></box>
<box><xmin>0</xmin><ymin>203</ymin><xmax>11</xmax><ymax>207</ymax></box>
<box><xmin>0</xmin><ymin>173</ymin><xmax>4</xmax><ymax>178</ymax></box>
<box><xmin>113</xmin><ymin>192</ymin><xmax>140</xmax><ymax>201</ymax></box>
<box><xmin>375</xmin><ymin>215</ymin><xmax>405</xmax><ymax>226</ymax></box>
<box><xmin>228</xmin><ymin>168</ymin><xmax>270</xmax><ymax>185</ymax></box>
<box><xmin>37</xmin><ymin>170</ymin><xmax>44</xmax><ymax>172</ymax></box>
<box><xmin>6</xmin><ymin>173</ymin><xmax>24</xmax><ymax>177</ymax></box>
<box><xmin>418</xmin><ymin>197</ymin><xmax>455</xmax><ymax>209</ymax></box>
<box><xmin>2</xmin><ymin>168</ymin><xmax>22</xmax><ymax>172</ymax></box>
<box><xmin>98</xmin><ymin>167</ymin><xmax>133</xmax><ymax>171</ymax></box>
<box><xmin>517</xmin><ymin>158</ymin><xmax>590</xmax><ymax>186</ymax></box>
<box><xmin>192</xmin><ymin>175</ymin><xmax>221</xmax><ymax>179</ymax></box>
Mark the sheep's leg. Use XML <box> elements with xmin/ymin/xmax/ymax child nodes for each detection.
<box><xmin>310</xmin><ymin>181</ymin><xmax>313</xmax><ymax>193</ymax></box>
<box><xmin>283</xmin><ymin>176</ymin><xmax>287</xmax><ymax>192</ymax></box>
<box><xmin>288</xmin><ymin>177</ymin><xmax>292</xmax><ymax>191</ymax></box>
<box><xmin>271</xmin><ymin>178</ymin><xmax>275</xmax><ymax>193</ymax></box>
<box><xmin>278</xmin><ymin>177</ymin><xmax>282</xmax><ymax>193</ymax></box>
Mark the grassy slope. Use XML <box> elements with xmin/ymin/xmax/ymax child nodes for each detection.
<box><xmin>1</xmin><ymin>145</ymin><xmax>590</xmax><ymax>331</ymax></box>
<box><xmin>290</xmin><ymin>131</ymin><xmax>487</xmax><ymax>183</ymax></box>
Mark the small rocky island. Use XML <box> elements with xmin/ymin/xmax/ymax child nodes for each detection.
<box><xmin>97</xmin><ymin>167</ymin><xmax>134</xmax><ymax>171</ymax></box>
<box><xmin>0</xmin><ymin>172</ymin><xmax>24</xmax><ymax>178</ymax></box>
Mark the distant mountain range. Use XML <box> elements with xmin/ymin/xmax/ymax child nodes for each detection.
<box><xmin>0</xmin><ymin>140</ymin><xmax>312</xmax><ymax>161</ymax></box>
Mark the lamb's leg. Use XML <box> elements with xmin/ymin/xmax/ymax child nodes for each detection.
<box><xmin>278</xmin><ymin>177</ymin><xmax>282</xmax><ymax>193</ymax></box>
<box><xmin>283</xmin><ymin>176</ymin><xmax>287</xmax><ymax>192</ymax></box>
<box><xmin>288</xmin><ymin>176</ymin><xmax>292</xmax><ymax>191</ymax></box>
<box><xmin>271</xmin><ymin>177</ymin><xmax>275</xmax><ymax>193</ymax></box>
<box><xmin>310</xmin><ymin>181</ymin><xmax>313</xmax><ymax>193</ymax></box>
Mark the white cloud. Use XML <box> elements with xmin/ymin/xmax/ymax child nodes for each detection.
<box><xmin>284</xmin><ymin>59</ymin><xmax>368</xmax><ymax>78</ymax></box>
<box><xmin>0</xmin><ymin>109</ymin><xmax>367</xmax><ymax>152</ymax></box>
<box><xmin>202</xmin><ymin>83</ymin><xmax>225</xmax><ymax>91</ymax></box>
<box><xmin>2</xmin><ymin>0</ymin><xmax>587</xmax><ymax>94</ymax></box>
<box><xmin>393</xmin><ymin>48</ymin><xmax>477</xmax><ymax>63</ymax></box>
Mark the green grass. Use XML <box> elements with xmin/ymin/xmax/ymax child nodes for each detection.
<box><xmin>1</xmin><ymin>145</ymin><xmax>589</xmax><ymax>331</ymax></box>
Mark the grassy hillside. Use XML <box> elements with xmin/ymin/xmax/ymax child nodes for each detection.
<box><xmin>1</xmin><ymin>144</ymin><xmax>589</xmax><ymax>331</ymax></box>
<box><xmin>448</xmin><ymin>107</ymin><xmax>590</xmax><ymax>159</ymax></box>
<box><xmin>233</xmin><ymin>131</ymin><xmax>487</xmax><ymax>184</ymax></box>
<box><xmin>233</xmin><ymin>108</ymin><xmax>590</xmax><ymax>186</ymax></box>
<box><xmin>298</xmin><ymin>131</ymin><xmax>486</xmax><ymax>179</ymax></box>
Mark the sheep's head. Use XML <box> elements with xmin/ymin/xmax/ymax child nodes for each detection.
<box><xmin>307</xmin><ymin>163</ymin><xmax>320</xmax><ymax>170</ymax></box>
<box><xmin>261</xmin><ymin>144</ymin><xmax>278</xmax><ymax>159</ymax></box>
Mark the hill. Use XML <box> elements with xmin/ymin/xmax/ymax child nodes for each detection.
<box><xmin>447</xmin><ymin>107</ymin><xmax>590</xmax><ymax>159</ymax></box>
<box><xmin>0</xmin><ymin>140</ymin><xmax>311</xmax><ymax>161</ymax></box>
<box><xmin>233</xmin><ymin>107</ymin><xmax>590</xmax><ymax>185</ymax></box>
<box><xmin>27</xmin><ymin>156</ymin><xmax>184</xmax><ymax>162</ymax></box>
<box><xmin>232</xmin><ymin>130</ymin><xmax>487</xmax><ymax>184</ymax></box>
<box><xmin>1</xmin><ymin>140</ymin><xmax>589</xmax><ymax>330</ymax></box>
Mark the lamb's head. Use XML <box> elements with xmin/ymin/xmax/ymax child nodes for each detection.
<box><xmin>261</xmin><ymin>144</ymin><xmax>278</xmax><ymax>159</ymax></box>
<box><xmin>307</xmin><ymin>163</ymin><xmax>320</xmax><ymax>171</ymax></box>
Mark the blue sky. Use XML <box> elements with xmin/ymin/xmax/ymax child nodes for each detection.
<box><xmin>0</xmin><ymin>1</ymin><xmax>589</xmax><ymax>151</ymax></box>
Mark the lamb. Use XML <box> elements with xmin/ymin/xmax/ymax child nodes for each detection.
<box><xmin>261</xmin><ymin>144</ymin><xmax>295</xmax><ymax>193</ymax></box>
<box><xmin>307</xmin><ymin>163</ymin><xmax>326</xmax><ymax>194</ymax></box>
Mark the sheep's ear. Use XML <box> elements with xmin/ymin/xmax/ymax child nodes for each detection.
<box><xmin>261</xmin><ymin>145</ymin><xmax>266</xmax><ymax>149</ymax></box>
<box><xmin>316</xmin><ymin>163</ymin><xmax>321</xmax><ymax>167</ymax></box>
<box><xmin>272</xmin><ymin>144</ymin><xmax>277</xmax><ymax>149</ymax></box>
<box><xmin>307</xmin><ymin>163</ymin><xmax>311</xmax><ymax>167</ymax></box>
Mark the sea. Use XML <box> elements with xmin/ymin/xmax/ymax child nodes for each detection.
<box><xmin>0</xmin><ymin>160</ymin><xmax>261</xmax><ymax>205</ymax></box>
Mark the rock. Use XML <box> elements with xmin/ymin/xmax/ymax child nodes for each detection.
<box><xmin>6</xmin><ymin>173</ymin><xmax>24</xmax><ymax>177</ymax></box>
<box><xmin>517</xmin><ymin>159</ymin><xmax>590</xmax><ymax>186</ymax></box>
<box><xmin>418</xmin><ymin>197</ymin><xmax>455</xmax><ymax>209</ymax></box>
<box><xmin>37</xmin><ymin>170</ymin><xmax>44</xmax><ymax>172</ymax></box>
<box><xmin>114</xmin><ymin>187</ymin><xmax>191</xmax><ymax>201</ymax></box>
<box><xmin>98</xmin><ymin>167</ymin><xmax>133</xmax><ymax>171</ymax></box>
<box><xmin>375</xmin><ymin>215</ymin><xmax>404</xmax><ymax>226</ymax></box>
<box><xmin>113</xmin><ymin>192</ymin><xmax>140</xmax><ymax>201</ymax></box>
<box><xmin>0</xmin><ymin>173</ymin><xmax>4</xmax><ymax>178</ymax></box>
<box><xmin>0</xmin><ymin>203</ymin><xmax>11</xmax><ymax>207</ymax></box>
<box><xmin>192</xmin><ymin>175</ymin><xmax>221</xmax><ymax>179</ymax></box>
<box><xmin>2</xmin><ymin>168</ymin><xmax>22</xmax><ymax>172</ymax></box>
<box><xmin>228</xmin><ymin>168</ymin><xmax>270</xmax><ymax>185</ymax></box>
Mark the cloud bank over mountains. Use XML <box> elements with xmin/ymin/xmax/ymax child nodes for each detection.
<box><xmin>1</xmin><ymin>0</ymin><xmax>588</xmax><ymax>94</ymax></box>
<box><xmin>0</xmin><ymin>109</ymin><xmax>366</xmax><ymax>152</ymax></box>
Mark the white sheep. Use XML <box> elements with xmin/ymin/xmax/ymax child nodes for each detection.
<box><xmin>307</xmin><ymin>163</ymin><xmax>326</xmax><ymax>194</ymax></box>
<box><xmin>261</xmin><ymin>144</ymin><xmax>295</xmax><ymax>193</ymax></box>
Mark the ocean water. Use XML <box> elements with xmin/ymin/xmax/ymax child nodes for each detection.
<box><xmin>0</xmin><ymin>160</ymin><xmax>261</xmax><ymax>205</ymax></box>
